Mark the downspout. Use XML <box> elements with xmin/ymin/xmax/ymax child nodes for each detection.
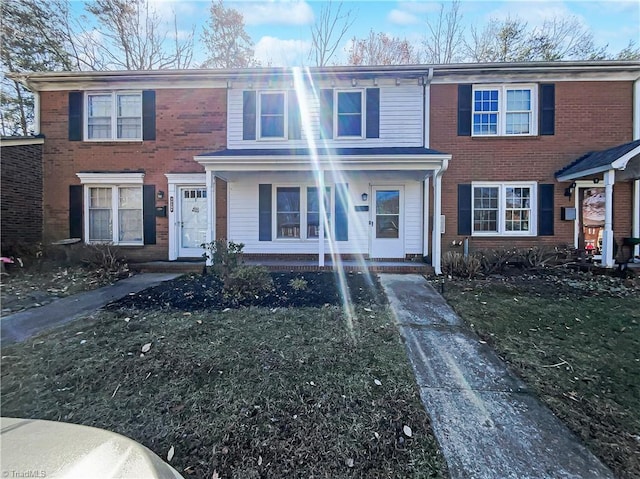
<box><xmin>633</xmin><ymin>77</ymin><xmax>640</xmax><ymax>259</ymax></box>
<box><xmin>33</xmin><ymin>91</ymin><xmax>40</xmax><ymax>135</ymax></box>
<box><xmin>423</xmin><ymin>67</ymin><xmax>433</xmax><ymax>148</ymax></box>
<box><xmin>431</xmin><ymin>157</ymin><xmax>450</xmax><ymax>275</ymax></box>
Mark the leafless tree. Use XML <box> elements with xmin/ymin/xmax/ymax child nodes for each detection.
<box><xmin>422</xmin><ymin>1</ymin><xmax>465</xmax><ymax>64</ymax></box>
<box><xmin>465</xmin><ymin>16</ymin><xmax>531</xmax><ymax>62</ymax></box>
<box><xmin>84</xmin><ymin>0</ymin><xmax>194</xmax><ymax>70</ymax></box>
<box><xmin>347</xmin><ymin>30</ymin><xmax>419</xmax><ymax>66</ymax></box>
<box><xmin>201</xmin><ymin>0</ymin><xmax>256</xmax><ymax>68</ymax></box>
<box><xmin>309</xmin><ymin>0</ymin><xmax>355</xmax><ymax>66</ymax></box>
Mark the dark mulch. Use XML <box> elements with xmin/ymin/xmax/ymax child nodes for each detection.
<box><xmin>107</xmin><ymin>270</ymin><xmax>387</xmax><ymax>311</ymax></box>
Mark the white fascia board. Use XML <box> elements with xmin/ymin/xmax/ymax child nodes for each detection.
<box><xmin>0</xmin><ymin>137</ymin><xmax>44</xmax><ymax>147</ymax></box>
<box><xmin>611</xmin><ymin>145</ymin><xmax>640</xmax><ymax>169</ymax></box>
<box><xmin>76</xmin><ymin>172</ymin><xmax>145</xmax><ymax>184</ymax></box>
<box><xmin>165</xmin><ymin>173</ymin><xmax>206</xmax><ymax>184</ymax></box>
<box><xmin>194</xmin><ymin>154</ymin><xmax>452</xmax><ymax>172</ymax></box>
<box><xmin>432</xmin><ymin>71</ymin><xmax>640</xmax><ymax>84</ymax></box>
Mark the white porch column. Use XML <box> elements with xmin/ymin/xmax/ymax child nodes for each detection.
<box><xmin>318</xmin><ymin>169</ymin><xmax>325</xmax><ymax>267</ymax></box>
<box><xmin>634</xmin><ymin>179</ymin><xmax>640</xmax><ymax>259</ymax></box>
<box><xmin>431</xmin><ymin>169</ymin><xmax>443</xmax><ymax>275</ymax></box>
<box><xmin>422</xmin><ymin>176</ymin><xmax>430</xmax><ymax>258</ymax></box>
<box><xmin>205</xmin><ymin>170</ymin><xmax>216</xmax><ymax>266</ymax></box>
<box><xmin>602</xmin><ymin>169</ymin><xmax>615</xmax><ymax>268</ymax></box>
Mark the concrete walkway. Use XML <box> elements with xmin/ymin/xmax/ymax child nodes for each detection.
<box><xmin>1</xmin><ymin>273</ymin><xmax>179</xmax><ymax>347</ymax></box>
<box><xmin>379</xmin><ymin>274</ymin><xmax>614</xmax><ymax>479</ymax></box>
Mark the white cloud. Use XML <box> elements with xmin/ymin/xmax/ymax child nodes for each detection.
<box><xmin>388</xmin><ymin>9</ymin><xmax>421</xmax><ymax>25</ymax></box>
<box><xmin>483</xmin><ymin>1</ymin><xmax>586</xmax><ymax>29</ymax></box>
<box><xmin>396</xmin><ymin>1</ymin><xmax>440</xmax><ymax>15</ymax></box>
<box><xmin>254</xmin><ymin>36</ymin><xmax>311</xmax><ymax>66</ymax></box>
<box><xmin>237</xmin><ymin>1</ymin><xmax>314</xmax><ymax>26</ymax></box>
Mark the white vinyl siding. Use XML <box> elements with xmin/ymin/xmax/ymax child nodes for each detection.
<box><xmin>227</xmin><ymin>85</ymin><xmax>423</xmax><ymax>149</ymax></box>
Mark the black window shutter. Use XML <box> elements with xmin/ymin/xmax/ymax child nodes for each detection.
<box><xmin>539</xmin><ymin>84</ymin><xmax>555</xmax><ymax>136</ymax></box>
<box><xmin>320</xmin><ymin>89</ymin><xmax>333</xmax><ymax>139</ymax></box>
<box><xmin>366</xmin><ymin>88</ymin><xmax>380</xmax><ymax>138</ymax></box>
<box><xmin>143</xmin><ymin>185</ymin><xmax>156</xmax><ymax>245</ymax></box>
<box><xmin>457</xmin><ymin>84</ymin><xmax>472</xmax><ymax>137</ymax></box>
<box><xmin>68</xmin><ymin>92</ymin><xmax>83</xmax><ymax>141</ymax></box>
<box><xmin>457</xmin><ymin>184</ymin><xmax>472</xmax><ymax>235</ymax></box>
<box><xmin>259</xmin><ymin>184</ymin><xmax>272</xmax><ymax>241</ymax></box>
<box><xmin>538</xmin><ymin>184</ymin><xmax>554</xmax><ymax>236</ymax></box>
<box><xmin>69</xmin><ymin>185</ymin><xmax>83</xmax><ymax>239</ymax></box>
<box><xmin>142</xmin><ymin>90</ymin><xmax>156</xmax><ymax>141</ymax></box>
<box><xmin>288</xmin><ymin>91</ymin><xmax>301</xmax><ymax>140</ymax></box>
<box><xmin>335</xmin><ymin>183</ymin><xmax>349</xmax><ymax>241</ymax></box>
<box><xmin>243</xmin><ymin>91</ymin><xmax>256</xmax><ymax>140</ymax></box>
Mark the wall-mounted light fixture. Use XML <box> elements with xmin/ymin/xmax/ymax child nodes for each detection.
<box><xmin>361</xmin><ymin>193</ymin><xmax>368</xmax><ymax>202</ymax></box>
<box><xmin>157</xmin><ymin>190</ymin><xmax>165</xmax><ymax>200</ymax></box>
<box><xmin>593</xmin><ymin>178</ymin><xmax>600</xmax><ymax>184</ymax></box>
<box><xmin>563</xmin><ymin>182</ymin><xmax>577</xmax><ymax>197</ymax></box>
<box><xmin>352</xmin><ymin>78</ymin><xmax>357</xmax><ymax>87</ymax></box>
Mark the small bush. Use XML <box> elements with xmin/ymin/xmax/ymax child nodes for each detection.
<box><xmin>82</xmin><ymin>243</ymin><xmax>126</xmax><ymax>272</ymax></box>
<box><xmin>518</xmin><ymin>246</ymin><xmax>560</xmax><ymax>269</ymax></box>
<box><xmin>202</xmin><ymin>240</ymin><xmax>244</xmax><ymax>277</ymax></box>
<box><xmin>477</xmin><ymin>248</ymin><xmax>518</xmax><ymax>274</ymax></box>
<box><xmin>442</xmin><ymin>251</ymin><xmax>482</xmax><ymax>279</ymax></box>
<box><xmin>223</xmin><ymin>265</ymin><xmax>274</xmax><ymax>304</ymax></box>
<box><xmin>288</xmin><ymin>277</ymin><xmax>309</xmax><ymax>291</ymax></box>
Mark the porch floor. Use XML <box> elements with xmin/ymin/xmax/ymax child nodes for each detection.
<box><xmin>130</xmin><ymin>258</ymin><xmax>433</xmax><ymax>275</ymax></box>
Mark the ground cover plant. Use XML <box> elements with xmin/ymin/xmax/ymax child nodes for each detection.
<box><xmin>439</xmin><ymin>270</ymin><xmax>640</xmax><ymax>479</ymax></box>
<box><xmin>1</xmin><ymin>271</ymin><xmax>447</xmax><ymax>479</ymax></box>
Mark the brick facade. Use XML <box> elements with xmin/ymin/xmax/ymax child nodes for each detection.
<box><xmin>430</xmin><ymin>81</ymin><xmax>635</xmax><ymax>254</ymax></box>
<box><xmin>1</xmin><ymin>139</ymin><xmax>43</xmax><ymax>254</ymax></box>
<box><xmin>39</xmin><ymin>88</ymin><xmax>228</xmax><ymax>261</ymax></box>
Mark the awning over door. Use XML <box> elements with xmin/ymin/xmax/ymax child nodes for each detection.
<box><xmin>556</xmin><ymin>139</ymin><xmax>640</xmax><ymax>182</ymax></box>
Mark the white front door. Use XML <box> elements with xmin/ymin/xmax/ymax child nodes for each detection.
<box><xmin>178</xmin><ymin>186</ymin><xmax>208</xmax><ymax>258</ymax></box>
<box><xmin>370</xmin><ymin>186</ymin><xmax>404</xmax><ymax>259</ymax></box>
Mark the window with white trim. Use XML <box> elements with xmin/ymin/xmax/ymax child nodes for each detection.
<box><xmin>86</xmin><ymin>92</ymin><xmax>142</xmax><ymax>140</ymax></box>
<box><xmin>472</xmin><ymin>182</ymin><xmax>536</xmax><ymax>235</ymax></box>
<box><xmin>336</xmin><ymin>90</ymin><xmax>363</xmax><ymax>137</ymax></box>
<box><xmin>276</xmin><ymin>186</ymin><xmax>332</xmax><ymax>239</ymax></box>
<box><xmin>259</xmin><ymin>92</ymin><xmax>286</xmax><ymax>139</ymax></box>
<box><xmin>472</xmin><ymin>85</ymin><xmax>537</xmax><ymax>136</ymax></box>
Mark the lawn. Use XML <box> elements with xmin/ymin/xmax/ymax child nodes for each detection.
<box><xmin>1</xmin><ymin>271</ymin><xmax>447</xmax><ymax>479</ymax></box>
<box><xmin>440</xmin><ymin>271</ymin><xmax>640</xmax><ymax>479</ymax></box>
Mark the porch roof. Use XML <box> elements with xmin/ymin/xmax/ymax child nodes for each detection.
<box><xmin>555</xmin><ymin>139</ymin><xmax>640</xmax><ymax>182</ymax></box>
<box><xmin>195</xmin><ymin>147</ymin><xmax>451</xmax><ymax>172</ymax></box>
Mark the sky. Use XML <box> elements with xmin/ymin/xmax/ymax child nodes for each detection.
<box><xmin>82</xmin><ymin>0</ymin><xmax>640</xmax><ymax>66</ymax></box>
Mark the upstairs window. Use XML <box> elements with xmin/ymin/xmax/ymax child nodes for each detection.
<box><xmin>259</xmin><ymin>92</ymin><xmax>285</xmax><ymax>139</ymax></box>
<box><xmin>86</xmin><ymin>92</ymin><xmax>142</xmax><ymax>140</ymax></box>
<box><xmin>472</xmin><ymin>85</ymin><xmax>536</xmax><ymax>136</ymax></box>
<box><xmin>336</xmin><ymin>90</ymin><xmax>363</xmax><ymax>137</ymax></box>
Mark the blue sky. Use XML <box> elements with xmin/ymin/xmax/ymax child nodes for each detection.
<box><xmin>92</xmin><ymin>1</ymin><xmax>640</xmax><ymax>66</ymax></box>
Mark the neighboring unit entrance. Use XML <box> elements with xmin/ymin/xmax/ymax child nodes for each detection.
<box><xmin>578</xmin><ymin>186</ymin><xmax>605</xmax><ymax>256</ymax></box>
<box><xmin>370</xmin><ymin>186</ymin><xmax>404</xmax><ymax>258</ymax></box>
<box><xmin>178</xmin><ymin>186</ymin><xmax>208</xmax><ymax>257</ymax></box>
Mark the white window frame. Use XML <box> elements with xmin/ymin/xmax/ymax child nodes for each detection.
<box><xmin>258</xmin><ymin>91</ymin><xmax>287</xmax><ymax>140</ymax></box>
<box><xmin>76</xmin><ymin>172</ymin><xmax>145</xmax><ymax>245</ymax></box>
<box><xmin>472</xmin><ymin>181</ymin><xmax>537</xmax><ymax>236</ymax></box>
<box><xmin>273</xmin><ymin>185</ymin><xmax>333</xmax><ymax>240</ymax></box>
<box><xmin>84</xmin><ymin>91</ymin><xmax>143</xmax><ymax>141</ymax></box>
<box><xmin>334</xmin><ymin>89</ymin><xmax>364</xmax><ymax>139</ymax></box>
<box><xmin>472</xmin><ymin>84</ymin><xmax>538</xmax><ymax>137</ymax></box>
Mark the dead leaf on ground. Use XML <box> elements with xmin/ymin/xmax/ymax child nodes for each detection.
<box><xmin>167</xmin><ymin>445</ymin><xmax>175</xmax><ymax>462</ymax></box>
<box><xmin>403</xmin><ymin>425</ymin><xmax>412</xmax><ymax>437</ymax></box>
<box><xmin>141</xmin><ymin>342</ymin><xmax>152</xmax><ymax>353</ymax></box>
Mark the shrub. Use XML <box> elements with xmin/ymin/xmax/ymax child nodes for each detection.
<box><xmin>518</xmin><ymin>246</ymin><xmax>561</xmax><ymax>269</ymax></box>
<box><xmin>82</xmin><ymin>243</ymin><xmax>127</xmax><ymax>272</ymax></box>
<box><xmin>223</xmin><ymin>266</ymin><xmax>274</xmax><ymax>304</ymax></box>
<box><xmin>442</xmin><ymin>251</ymin><xmax>482</xmax><ymax>279</ymax></box>
<box><xmin>202</xmin><ymin>240</ymin><xmax>245</xmax><ymax>277</ymax></box>
<box><xmin>477</xmin><ymin>248</ymin><xmax>518</xmax><ymax>275</ymax></box>
<box><xmin>288</xmin><ymin>277</ymin><xmax>309</xmax><ymax>291</ymax></box>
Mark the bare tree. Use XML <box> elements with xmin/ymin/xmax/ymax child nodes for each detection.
<box><xmin>84</xmin><ymin>0</ymin><xmax>194</xmax><ymax>70</ymax></box>
<box><xmin>201</xmin><ymin>0</ymin><xmax>256</xmax><ymax>68</ymax></box>
<box><xmin>529</xmin><ymin>16</ymin><xmax>607</xmax><ymax>61</ymax></box>
<box><xmin>614</xmin><ymin>40</ymin><xmax>640</xmax><ymax>60</ymax></box>
<box><xmin>309</xmin><ymin>0</ymin><xmax>355</xmax><ymax>66</ymax></box>
<box><xmin>347</xmin><ymin>30</ymin><xmax>419</xmax><ymax>66</ymax></box>
<box><xmin>422</xmin><ymin>0</ymin><xmax>465</xmax><ymax>64</ymax></box>
<box><xmin>465</xmin><ymin>17</ymin><xmax>531</xmax><ymax>62</ymax></box>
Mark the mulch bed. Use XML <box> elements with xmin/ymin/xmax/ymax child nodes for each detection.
<box><xmin>107</xmin><ymin>270</ymin><xmax>387</xmax><ymax>311</ymax></box>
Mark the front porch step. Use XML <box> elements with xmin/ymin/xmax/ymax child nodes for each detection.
<box><xmin>130</xmin><ymin>260</ymin><xmax>434</xmax><ymax>275</ymax></box>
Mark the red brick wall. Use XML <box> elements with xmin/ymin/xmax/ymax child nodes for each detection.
<box><xmin>40</xmin><ymin>88</ymin><xmax>227</xmax><ymax>261</ymax></box>
<box><xmin>1</xmin><ymin>142</ymin><xmax>43</xmax><ymax>254</ymax></box>
<box><xmin>430</xmin><ymin>81</ymin><xmax>635</xmax><ymax>253</ymax></box>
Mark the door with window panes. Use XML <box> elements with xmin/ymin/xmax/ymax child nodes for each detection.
<box><xmin>178</xmin><ymin>187</ymin><xmax>208</xmax><ymax>257</ymax></box>
<box><xmin>370</xmin><ymin>187</ymin><xmax>404</xmax><ymax>258</ymax></box>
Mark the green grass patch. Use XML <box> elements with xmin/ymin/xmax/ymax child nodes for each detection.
<box><xmin>1</xmin><ymin>303</ymin><xmax>446</xmax><ymax>478</ymax></box>
<box><xmin>441</xmin><ymin>276</ymin><xmax>640</xmax><ymax>479</ymax></box>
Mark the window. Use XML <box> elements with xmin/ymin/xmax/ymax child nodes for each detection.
<box><xmin>472</xmin><ymin>183</ymin><xmax>536</xmax><ymax>235</ymax></box>
<box><xmin>77</xmin><ymin>172</ymin><xmax>145</xmax><ymax>244</ymax></box>
<box><xmin>86</xmin><ymin>92</ymin><xmax>142</xmax><ymax>140</ymax></box>
<box><xmin>336</xmin><ymin>91</ymin><xmax>363</xmax><ymax>137</ymax></box>
<box><xmin>276</xmin><ymin>186</ymin><xmax>332</xmax><ymax>239</ymax></box>
<box><xmin>259</xmin><ymin>92</ymin><xmax>285</xmax><ymax>138</ymax></box>
<box><xmin>472</xmin><ymin>85</ymin><xmax>536</xmax><ymax>136</ymax></box>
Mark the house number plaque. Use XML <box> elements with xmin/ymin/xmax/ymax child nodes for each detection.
<box><xmin>170</xmin><ymin>197</ymin><xmax>174</xmax><ymax>212</ymax></box>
